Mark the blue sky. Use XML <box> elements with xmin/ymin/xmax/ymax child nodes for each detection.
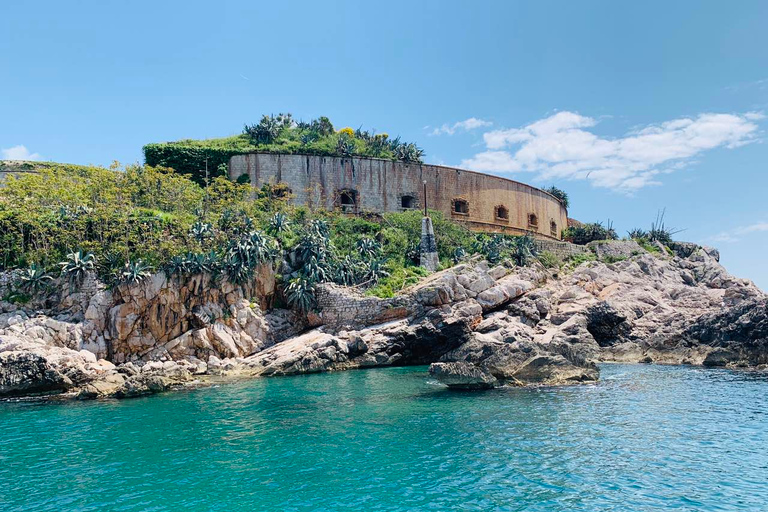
<box><xmin>2</xmin><ymin>0</ymin><xmax>767</xmax><ymax>288</ymax></box>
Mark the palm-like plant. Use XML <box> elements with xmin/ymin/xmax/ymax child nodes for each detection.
<box><xmin>118</xmin><ymin>259</ymin><xmax>153</xmax><ymax>285</ymax></box>
<box><xmin>285</xmin><ymin>277</ymin><xmax>316</xmax><ymax>312</ymax></box>
<box><xmin>59</xmin><ymin>250</ymin><xmax>96</xmax><ymax>288</ymax></box>
<box><xmin>18</xmin><ymin>264</ymin><xmax>53</xmax><ymax>294</ymax></box>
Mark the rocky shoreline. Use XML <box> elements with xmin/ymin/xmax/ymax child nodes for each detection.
<box><xmin>1</xmin><ymin>240</ymin><xmax>766</xmax><ymax>399</ymax></box>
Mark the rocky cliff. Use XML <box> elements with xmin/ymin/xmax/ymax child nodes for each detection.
<box><xmin>1</xmin><ymin>240</ymin><xmax>765</xmax><ymax>399</ymax></box>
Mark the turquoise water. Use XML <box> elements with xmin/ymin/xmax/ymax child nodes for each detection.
<box><xmin>1</xmin><ymin>364</ymin><xmax>767</xmax><ymax>511</ymax></box>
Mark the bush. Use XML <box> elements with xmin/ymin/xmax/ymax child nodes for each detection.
<box><xmin>538</xmin><ymin>250</ymin><xmax>561</xmax><ymax>269</ymax></box>
<box><xmin>565</xmin><ymin>252</ymin><xmax>597</xmax><ymax>267</ymax></box>
<box><xmin>563</xmin><ymin>221</ymin><xmax>618</xmax><ymax>245</ymax></box>
<box><xmin>545</xmin><ymin>186</ymin><xmax>570</xmax><ymax>209</ymax></box>
<box><xmin>143</xmin><ymin>113</ymin><xmax>424</xmax><ymax>183</ymax></box>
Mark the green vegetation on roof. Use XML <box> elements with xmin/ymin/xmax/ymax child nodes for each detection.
<box><xmin>143</xmin><ymin>113</ymin><xmax>425</xmax><ymax>185</ymax></box>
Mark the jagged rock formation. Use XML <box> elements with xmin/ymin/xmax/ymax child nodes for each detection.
<box><xmin>1</xmin><ymin>240</ymin><xmax>765</xmax><ymax>399</ymax></box>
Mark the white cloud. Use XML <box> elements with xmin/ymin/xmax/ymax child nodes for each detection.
<box><xmin>1</xmin><ymin>145</ymin><xmax>42</xmax><ymax>161</ymax></box>
<box><xmin>429</xmin><ymin>117</ymin><xmax>492</xmax><ymax>136</ymax></box>
<box><xmin>460</xmin><ymin>111</ymin><xmax>763</xmax><ymax>193</ymax></box>
<box><xmin>710</xmin><ymin>221</ymin><xmax>768</xmax><ymax>243</ymax></box>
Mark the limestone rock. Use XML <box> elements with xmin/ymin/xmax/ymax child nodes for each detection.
<box><xmin>429</xmin><ymin>362</ymin><xmax>498</xmax><ymax>389</ymax></box>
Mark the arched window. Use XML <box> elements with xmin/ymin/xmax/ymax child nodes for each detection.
<box><xmin>528</xmin><ymin>213</ymin><xmax>538</xmax><ymax>228</ymax></box>
<box><xmin>401</xmin><ymin>195</ymin><xmax>416</xmax><ymax>209</ymax></box>
<box><xmin>337</xmin><ymin>189</ymin><xmax>357</xmax><ymax>213</ymax></box>
<box><xmin>452</xmin><ymin>198</ymin><xmax>469</xmax><ymax>215</ymax></box>
<box><xmin>495</xmin><ymin>205</ymin><xmax>509</xmax><ymax>221</ymax></box>
<box><xmin>550</xmin><ymin>220</ymin><xmax>558</xmax><ymax>237</ymax></box>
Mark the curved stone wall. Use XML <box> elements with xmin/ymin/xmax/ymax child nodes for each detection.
<box><xmin>228</xmin><ymin>153</ymin><xmax>568</xmax><ymax>240</ymax></box>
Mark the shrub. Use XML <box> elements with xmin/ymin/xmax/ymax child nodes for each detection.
<box><xmin>604</xmin><ymin>255</ymin><xmax>627</xmax><ymax>264</ymax></box>
<box><xmin>366</xmin><ymin>266</ymin><xmax>429</xmax><ymax>298</ymax></box>
<box><xmin>545</xmin><ymin>186</ymin><xmax>570</xmax><ymax>209</ymax></box>
<box><xmin>565</xmin><ymin>252</ymin><xmax>597</xmax><ymax>267</ymax></box>
<box><xmin>563</xmin><ymin>221</ymin><xmax>618</xmax><ymax>245</ymax></box>
<box><xmin>537</xmin><ymin>250</ymin><xmax>561</xmax><ymax>269</ymax></box>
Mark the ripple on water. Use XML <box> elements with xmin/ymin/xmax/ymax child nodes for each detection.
<box><xmin>1</xmin><ymin>364</ymin><xmax>768</xmax><ymax>512</ymax></box>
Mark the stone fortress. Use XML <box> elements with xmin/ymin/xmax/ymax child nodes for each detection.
<box><xmin>228</xmin><ymin>153</ymin><xmax>568</xmax><ymax>240</ymax></box>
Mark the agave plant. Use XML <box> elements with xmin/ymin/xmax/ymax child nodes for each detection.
<box><xmin>223</xmin><ymin>252</ymin><xmax>253</xmax><ymax>285</ymax></box>
<box><xmin>267</xmin><ymin>212</ymin><xmax>291</xmax><ymax>236</ymax></box>
<box><xmin>118</xmin><ymin>259</ymin><xmax>153</xmax><ymax>285</ymax></box>
<box><xmin>303</xmin><ymin>255</ymin><xmax>332</xmax><ymax>284</ymax></box>
<box><xmin>333</xmin><ymin>255</ymin><xmax>364</xmax><ymax>286</ymax></box>
<box><xmin>336</xmin><ymin>133</ymin><xmax>355</xmax><ymax>156</ymax></box>
<box><xmin>627</xmin><ymin>228</ymin><xmax>648</xmax><ymax>240</ymax></box>
<box><xmin>510</xmin><ymin>234</ymin><xmax>538</xmax><ymax>267</ymax></box>
<box><xmin>99</xmin><ymin>252</ymin><xmax>124</xmax><ymax>284</ymax></box>
<box><xmin>59</xmin><ymin>250</ymin><xmax>96</xmax><ymax>288</ymax></box>
<box><xmin>392</xmin><ymin>141</ymin><xmax>424</xmax><ymax>163</ymax></box>
<box><xmin>356</xmin><ymin>237</ymin><xmax>381</xmax><ymax>261</ymax></box>
<box><xmin>405</xmin><ymin>241</ymin><xmax>420</xmax><ymax>265</ymax></box>
<box><xmin>189</xmin><ymin>221</ymin><xmax>213</xmax><ymax>243</ymax></box>
<box><xmin>17</xmin><ymin>264</ymin><xmax>53</xmax><ymax>294</ymax></box>
<box><xmin>164</xmin><ymin>255</ymin><xmax>190</xmax><ymax>277</ymax></box>
<box><xmin>285</xmin><ymin>277</ymin><xmax>316</xmax><ymax>312</ymax></box>
<box><xmin>475</xmin><ymin>234</ymin><xmax>509</xmax><ymax>265</ymax></box>
<box><xmin>363</xmin><ymin>259</ymin><xmax>390</xmax><ymax>283</ymax></box>
<box><xmin>452</xmin><ymin>247</ymin><xmax>467</xmax><ymax>264</ymax></box>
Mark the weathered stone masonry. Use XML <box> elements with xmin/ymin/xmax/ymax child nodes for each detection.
<box><xmin>229</xmin><ymin>153</ymin><xmax>568</xmax><ymax>240</ymax></box>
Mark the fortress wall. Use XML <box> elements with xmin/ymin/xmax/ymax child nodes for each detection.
<box><xmin>229</xmin><ymin>153</ymin><xmax>568</xmax><ymax>240</ymax></box>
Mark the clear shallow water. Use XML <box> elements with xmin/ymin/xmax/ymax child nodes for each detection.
<box><xmin>1</xmin><ymin>364</ymin><xmax>767</xmax><ymax>512</ymax></box>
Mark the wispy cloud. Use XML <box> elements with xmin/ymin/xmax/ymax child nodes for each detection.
<box><xmin>710</xmin><ymin>221</ymin><xmax>768</xmax><ymax>243</ymax></box>
<box><xmin>460</xmin><ymin>111</ymin><xmax>764</xmax><ymax>193</ymax></box>
<box><xmin>726</xmin><ymin>77</ymin><xmax>768</xmax><ymax>92</ymax></box>
<box><xmin>429</xmin><ymin>117</ymin><xmax>492</xmax><ymax>136</ymax></box>
<box><xmin>1</xmin><ymin>145</ymin><xmax>42</xmax><ymax>161</ymax></box>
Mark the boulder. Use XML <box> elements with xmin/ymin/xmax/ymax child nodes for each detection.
<box><xmin>0</xmin><ymin>351</ymin><xmax>72</xmax><ymax>396</ymax></box>
<box><xmin>429</xmin><ymin>362</ymin><xmax>498</xmax><ymax>389</ymax></box>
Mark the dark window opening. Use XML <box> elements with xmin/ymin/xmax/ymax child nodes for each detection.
<box><xmin>401</xmin><ymin>195</ymin><xmax>416</xmax><ymax>209</ymax></box>
<box><xmin>550</xmin><ymin>220</ymin><xmax>558</xmax><ymax>237</ymax></box>
<box><xmin>453</xmin><ymin>199</ymin><xmax>469</xmax><ymax>215</ymax></box>
<box><xmin>495</xmin><ymin>205</ymin><xmax>509</xmax><ymax>220</ymax></box>
<box><xmin>338</xmin><ymin>189</ymin><xmax>357</xmax><ymax>213</ymax></box>
<box><xmin>528</xmin><ymin>213</ymin><xmax>539</xmax><ymax>227</ymax></box>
